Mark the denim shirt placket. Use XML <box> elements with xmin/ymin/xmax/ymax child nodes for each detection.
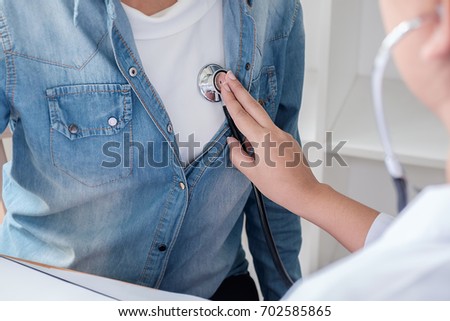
<box><xmin>183</xmin><ymin>0</ymin><xmax>257</xmax><ymax>186</ymax></box>
<box><xmin>103</xmin><ymin>0</ymin><xmax>191</xmax><ymax>287</ymax></box>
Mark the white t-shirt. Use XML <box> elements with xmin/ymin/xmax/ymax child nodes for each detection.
<box><xmin>283</xmin><ymin>185</ymin><xmax>450</xmax><ymax>300</ymax></box>
<box><xmin>122</xmin><ymin>0</ymin><xmax>225</xmax><ymax>164</ymax></box>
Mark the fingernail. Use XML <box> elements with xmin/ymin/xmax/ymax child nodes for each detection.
<box><xmin>227</xmin><ymin>70</ymin><xmax>237</xmax><ymax>80</ymax></box>
<box><xmin>227</xmin><ymin>137</ymin><xmax>238</xmax><ymax>145</ymax></box>
<box><xmin>222</xmin><ymin>81</ymin><xmax>231</xmax><ymax>92</ymax></box>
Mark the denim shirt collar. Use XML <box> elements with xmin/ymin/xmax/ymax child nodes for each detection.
<box><xmin>108</xmin><ymin>0</ymin><xmax>140</xmax><ymax>54</ymax></box>
<box><xmin>73</xmin><ymin>0</ymin><xmax>80</xmax><ymax>26</ymax></box>
<box><xmin>102</xmin><ymin>0</ymin><xmax>256</xmax><ymax>90</ymax></box>
<box><xmin>222</xmin><ymin>0</ymin><xmax>255</xmax><ymax>91</ymax></box>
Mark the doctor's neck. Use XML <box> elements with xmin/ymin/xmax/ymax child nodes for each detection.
<box><xmin>121</xmin><ymin>0</ymin><xmax>177</xmax><ymax>16</ymax></box>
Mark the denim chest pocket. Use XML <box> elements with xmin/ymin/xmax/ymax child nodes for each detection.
<box><xmin>250</xmin><ymin>66</ymin><xmax>278</xmax><ymax>120</ymax></box>
<box><xmin>46</xmin><ymin>84</ymin><xmax>133</xmax><ymax>187</ymax></box>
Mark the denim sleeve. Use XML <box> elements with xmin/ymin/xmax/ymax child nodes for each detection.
<box><xmin>0</xmin><ymin>7</ymin><xmax>10</xmax><ymax>133</ymax></box>
<box><xmin>244</xmin><ymin>1</ymin><xmax>305</xmax><ymax>301</ymax></box>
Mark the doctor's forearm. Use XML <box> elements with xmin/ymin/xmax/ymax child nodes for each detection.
<box><xmin>296</xmin><ymin>184</ymin><xmax>380</xmax><ymax>252</ymax></box>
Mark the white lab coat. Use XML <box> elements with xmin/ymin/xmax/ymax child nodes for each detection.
<box><xmin>283</xmin><ymin>185</ymin><xmax>450</xmax><ymax>300</ymax></box>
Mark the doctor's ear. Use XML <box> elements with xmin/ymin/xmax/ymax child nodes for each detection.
<box><xmin>422</xmin><ymin>1</ymin><xmax>450</xmax><ymax>60</ymax></box>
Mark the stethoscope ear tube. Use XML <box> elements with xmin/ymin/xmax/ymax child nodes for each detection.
<box><xmin>393</xmin><ymin>178</ymin><xmax>408</xmax><ymax>213</ymax></box>
<box><xmin>371</xmin><ymin>19</ymin><xmax>420</xmax><ymax>213</ymax></box>
<box><xmin>372</xmin><ymin>7</ymin><xmax>441</xmax><ymax>213</ymax></box>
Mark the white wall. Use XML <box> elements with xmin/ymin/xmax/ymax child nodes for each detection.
<box><xmin>297</xmin><ymin>0</ymin><xmax>447</xmax><ymax>278</ymax></box>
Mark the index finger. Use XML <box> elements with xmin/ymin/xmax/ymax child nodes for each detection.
<box><xmin>224</xmin><ymin>71</ymin><xmax>275</xmax><ymax>129</ymax></box>
<box><xmin>221</xmin><ymin>84</ymin><xmax>265</xmax><ymax>141</ymax></box>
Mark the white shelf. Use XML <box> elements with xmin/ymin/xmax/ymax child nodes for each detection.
<box><xmin>331</xmin><ymin>76</ymin><xmax>448</xmax><ymax>169</ymax></box>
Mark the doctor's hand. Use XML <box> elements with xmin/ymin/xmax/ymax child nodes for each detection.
<box><xmin>221</xmin><ymin>71</ymin><xmax>380</xmax><ymax>252</ymax></box>
<box><xmin>220</xmin><ymin>71</ymin><xmax>321</xmax><ymax>218</ymax></box>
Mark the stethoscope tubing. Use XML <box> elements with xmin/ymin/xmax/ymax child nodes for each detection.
<box><xmin>372</xmin><ymin>16</ymin><xmax>434</xmax><ymax>212</ymax></box>
<box><xmin>372</xmin><ymin>7</ymin><xmax>442</xmax><ymax>213</ymax></box>
<box><xmin>223</xmin><ymin>105</ymin><xmax>294</xmax><ymax>287</ymax></box>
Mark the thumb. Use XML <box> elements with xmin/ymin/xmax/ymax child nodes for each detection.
<box><xmin>227</xmin><ymin>137</ymin><xmax>256</xmax><ymax>178</ymax></box>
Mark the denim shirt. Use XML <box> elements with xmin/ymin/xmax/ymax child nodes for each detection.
<box><xmin>0</xmin><ymin>0</ymin><xmax>304</xmax><ymax>300</ymax></box>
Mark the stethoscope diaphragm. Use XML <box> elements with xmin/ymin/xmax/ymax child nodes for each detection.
<box><xmin>197</xmin><ymin>64</ymin><xmax>227</xmax><ymax>102</ymax></box>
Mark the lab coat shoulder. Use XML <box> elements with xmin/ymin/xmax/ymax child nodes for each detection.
<box><xmin>283</xmin><ymin>185</ymin><xmax>450</xmax><ymax>300</ymax></box>
<box><xmin>364</xmin><ymin>212</ymin><xmax>395</xmax><ymax>246</ymax></box>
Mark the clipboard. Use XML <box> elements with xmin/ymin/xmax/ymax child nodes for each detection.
<box><xmin>0</xmin><ymin>255</ymin><xmax>204</xmax><ymax>301</ymax></box>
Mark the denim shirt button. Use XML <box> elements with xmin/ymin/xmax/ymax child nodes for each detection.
<box><xmin>68</xmin><ymin>124</ymin><xmax>79</xmax><ymax>134</ymax></box>
<box><xmin>108</xmin><ymin>117</ymin><xmax>118</xmax><ymax>127</ymax></box>
<box><xmin>167</xmin><ymin>123</ymin><xmax>173</xmax><ymax>134</ymax></box>
<box><xmin>158</xmin><ymin>244</ymin><xmax>167</xmax><ymax>252</ymax></box>
<box><xmin>245</xmin><ymin>63</ymin><xmax>251</xmax><ymax>71</ymax></box>
<box><xmin>128</xmin><ymin>67</ymin><xmax>138</xmax><ymax>77</ymax></box>
<box><xmin>179</xmin><ymin>182</ymin><xmax>186</xmax><ymax>190</ymax></box>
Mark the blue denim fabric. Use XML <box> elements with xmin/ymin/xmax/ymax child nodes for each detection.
<box><xmin>0</xmin><ymin>0</ymin><xmax>305</xmax><ymax>300</ymax></box>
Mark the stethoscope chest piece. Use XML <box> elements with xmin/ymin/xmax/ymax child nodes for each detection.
<box><xmin>198</xmin><ymin>64</ymin><xmax>227</xmax><ymax>102</ymax></box>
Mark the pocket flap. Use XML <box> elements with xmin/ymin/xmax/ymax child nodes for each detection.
<box><xmin>46</xmin><ymin>84</ymin><xmax>132</xmax><ymax>140</ymax></box>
